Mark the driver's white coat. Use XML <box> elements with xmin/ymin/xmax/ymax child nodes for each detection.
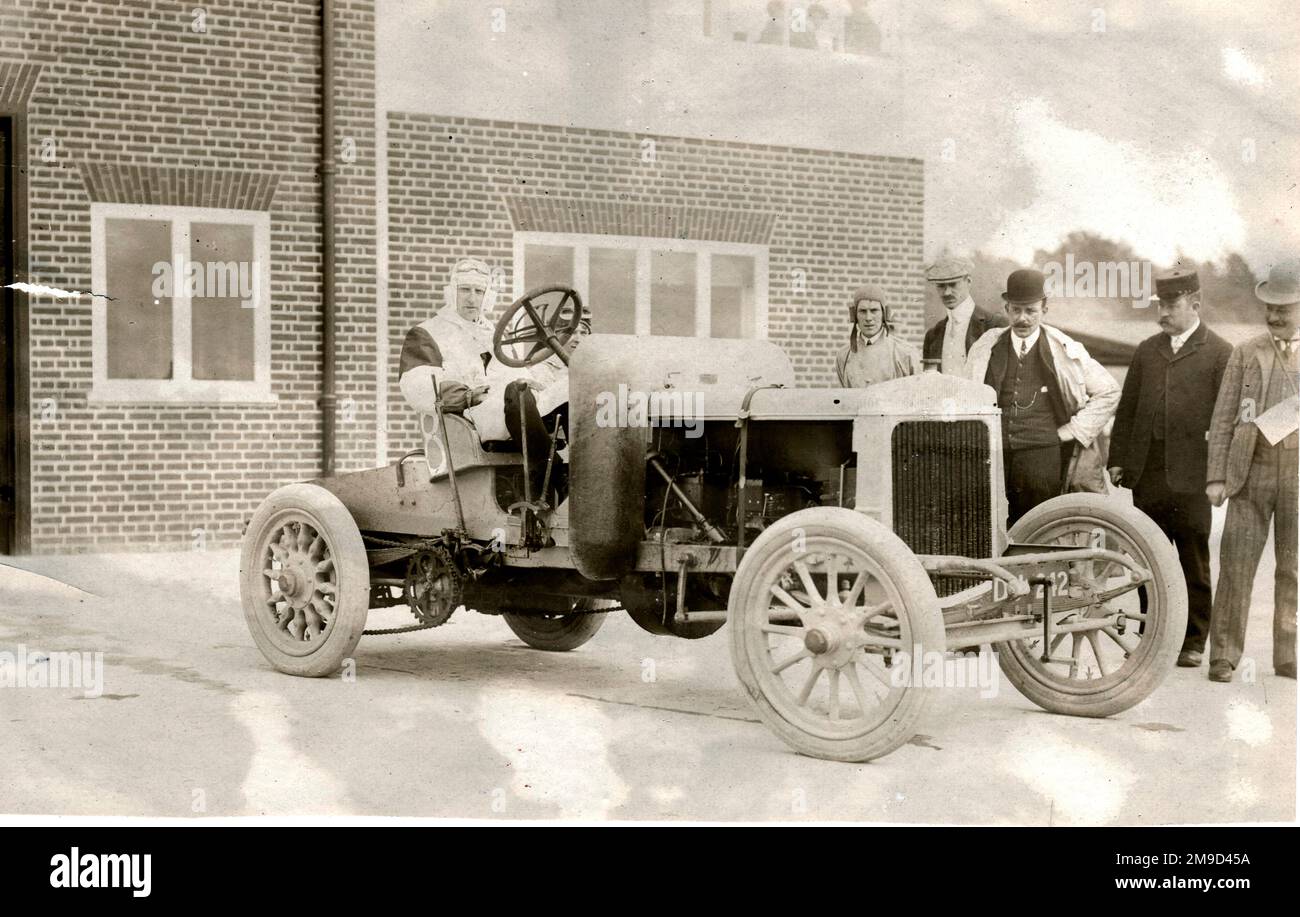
<box><xmin>398</xmin><ymin>308</ymin><xmax>548</xmax><ymax>442</ymax></box>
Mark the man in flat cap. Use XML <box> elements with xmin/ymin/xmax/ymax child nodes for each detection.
<box><xmin>1205</xmin><ymin>259</ymin><xmax>1300</xmax><ymax>683</ymax></box>
<box><xmin>1109</xmin><ymin>267</ymin><xmax>1233</xmax><ymax>669</ymax></box>
<box><xmin>923</xmin><ymin>255</ymin><xmax>1008</xmax><ymax>375</ymax></box>
<box><xmin>965</xmin><ymin>268</ymin><xmax>1120</xmax><ymax>523</ymax></box>
<box><xmin>835</xmin><ymin>284</ymin><xmax>920</xmax><ymax>387</ymax></box>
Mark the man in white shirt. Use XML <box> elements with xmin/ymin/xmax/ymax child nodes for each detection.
<box><xmin>964</xmin><ymin>268</ymin><xmax>1120</xmax><ymax>523</ymax></box>
<box><xmin>921</xmin><ymin>255</ymin><xmax>1008</xmax><ymax>374</ymax></box>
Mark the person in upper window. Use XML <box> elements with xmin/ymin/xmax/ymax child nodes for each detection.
<box><xmin>757</xmin><ymin>0</ymin><xmax>786</xmax><ymax>44</ymax></box>
<box><xmin>834</xmin><ymin>284</ymin><xmax>919</xmax><ymax>387</ymax></box>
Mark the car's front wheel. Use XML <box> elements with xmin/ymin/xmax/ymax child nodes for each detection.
<box><xmin>240</xmin><ymin>483</ymin><xmax>370</xmax><ymax>677</ymax></box>
<box><xmin>729</xmin><ymin>507</ymin><xmax>945</xmax><ymax>762</ymax></box>
<box><xmin>997</xmin><ymin>493</ymin><xmax>1187</xmax><ymax>717</ymax></box>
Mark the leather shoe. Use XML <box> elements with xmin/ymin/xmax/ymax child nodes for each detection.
<box><xmin>1276</xmin><ymin>662</ymin><xmax>1296</xmax><ymax>679</ymax></box>
<box><xmin>1177</xmin><ymin>650</ymin><xmax>1203</xmax><ymax>667</ymax></box>
<box><xmin>1208</xmin><ymin>661</ymin><xmax>1233</xmax><ymax>683</ymax></box>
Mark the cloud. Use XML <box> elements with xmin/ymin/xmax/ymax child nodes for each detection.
<box><xmin>377</xmin><ymin>0</ymin><xmax>1298</xmax><ymax>273</ymax></box>
<box><xmin>1221</xmin><ymin>47</ymin><xmax>1270</xmax><ymax>87</ymax></box>
<box><xmin>988</xmin><ymin>98</ymin><xmax>1248</xmax><ymax>265</ymax></box>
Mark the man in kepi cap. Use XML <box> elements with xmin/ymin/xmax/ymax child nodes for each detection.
<box><xmin>923</xmin><ymin>255</ymin><xmax>1008</xmax><ymax>375</ymax></box>
<box><xmin>1204</xmin><ymin>259</ymin><xmax>1300</xmax><ymax>683</ymax></box>
<box><xmin>965</xmin><ymin>268</ymin><xmax>1119</xmax><ymax>523</ymax></box>
<box><xmin>834</xmin><ymin>284</ymin><xmax>920</xmax><ymax>387</ymax></box>
<box><xmin>1109</xmin><ymin>267</ymin><xmax>1233</xmax><ymax>668</ymax></box>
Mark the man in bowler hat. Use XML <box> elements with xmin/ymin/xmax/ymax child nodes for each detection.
<box><xmin>1205</xmin><ymin>260</ymin><xmax>1300</xmax><ymax>683</ymax></box>
<box><xmin>923</xmin><ymin>255</ymin><xmax>1008</xmax><ymax>375</ymax></box>
<box><xmin>1109</xmin><ymin>267</ymin><xmax>1233</xmax><ymax>668</ymax></box>
<box><xmin>965</xmin><ymin>268</ymin><xmax>1120</xmax><ymax>524</ymax></box>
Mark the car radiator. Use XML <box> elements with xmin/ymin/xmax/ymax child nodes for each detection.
<box><xmin>890</xmin><ymin>419</ymin><xmax>993</xmax><ymax>596</ymax></box>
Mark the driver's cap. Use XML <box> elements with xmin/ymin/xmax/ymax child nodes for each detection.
<box><xmin>443</xmin><ymin>257</ymin><xmax>497</xmax><ymax>316</ymax></box>
<box><xmin>450</xmin><ymin>257</ymin><xmax>492</xmax><ymax>290</ymax></box>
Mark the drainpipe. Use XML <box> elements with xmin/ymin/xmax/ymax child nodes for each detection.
<box><xmin>319</xmin><ymin>0</ymin><xmax>338</xmax><ymax>476</ymax></box>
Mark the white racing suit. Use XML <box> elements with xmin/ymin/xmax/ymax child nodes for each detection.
<box><xmin>398</xmin><ymin>309</ymin><xmax>567</xmax><ymax>443</ymax></box>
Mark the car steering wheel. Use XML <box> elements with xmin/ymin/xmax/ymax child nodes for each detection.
<box><xmin>493</xmin><ymin>285</ymin><xmax>584</xmax><ymax>368</ymax></box>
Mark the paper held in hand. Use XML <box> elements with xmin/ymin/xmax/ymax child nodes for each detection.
<box><xmin>1253</xmin><ymin>394</ymin><xmax>1300</xmax><ymax>445</ymax></box>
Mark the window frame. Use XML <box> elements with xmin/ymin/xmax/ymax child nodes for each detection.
<box><xmin>512</xmin><ymin>231</ymin><xmax>769</xmax><ymax>339</ymax></box>
<box><xmin>89</xmin><ymin>202</ymin><xmax>274</xmax><ymax>403</ymax></box>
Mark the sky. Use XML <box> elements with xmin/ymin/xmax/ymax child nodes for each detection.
<box><xmin>376</xmin><ymin>0</ymin><xmax>1299</xmax><ymax>274</ymax></box>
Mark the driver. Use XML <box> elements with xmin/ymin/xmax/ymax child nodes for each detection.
<box><xmin>398</xmin><ymin>258</ymin><xmax>587</xmax><ymax>498</ymax></box>
<box><xmin>398</xmin><ymin>256</ymin><xmax>496</xmax><ymax>418</ymax></box>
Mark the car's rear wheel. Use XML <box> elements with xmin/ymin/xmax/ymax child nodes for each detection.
<box><xmin>729</xmin><ymin>507</ymin><xmax>944</xmax><ymax>762</ymax></box>
<box><xmin>502</xmin><ymin>598</ymin><xmax>610</xmax><ymax>651</ymax></box>
<box><xmin>240</xmin><ymin>483</ymin><xmax>370</xmax><ymax>677</ymax></box>
<box><xmin>998</xmin><ymin>493</ymin><xmax>1187</xmax><ymax>717</ymax></box>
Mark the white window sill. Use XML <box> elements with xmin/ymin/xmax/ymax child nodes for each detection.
<box><xmin>87</xmin><ymin>382</ymin><xmax>280</xmax><ymax>404</ymax></box>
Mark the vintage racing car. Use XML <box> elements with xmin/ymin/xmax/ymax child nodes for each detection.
<box><xmin>239</xmin><ymin>286</ymin><xmax>1186</xmax><ymax>761</ymax></box>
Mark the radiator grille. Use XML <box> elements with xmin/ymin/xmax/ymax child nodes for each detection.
<box><xmin>891</xmin><ymin>420</ymin><xmax>993</xmax><ymax>596</ymax></box>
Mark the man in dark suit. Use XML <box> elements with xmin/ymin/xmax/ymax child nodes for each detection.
<box><xmin>922</xmin><ymin>256</ymin><xmax>1008</xmax><ymax>375</ymax></box>
<box><xmin>1108</xmin><ymin>268</ymin><xmax>1233</xmax><ymax>669</ymax></box>
<box><xmin>1204</xmin><ymin>260</ymin><xmax>1300</xmax><ymax>683</ymax></box>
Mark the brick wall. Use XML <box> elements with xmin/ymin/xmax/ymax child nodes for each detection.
<box><xmin>0</xmin><ymin>2</ymin><xmax>922</xmax><ymax>552</ymax></box>
<box><xmin>385</xmin><ymin>113</ymin><xmax>925</xmax><ymax>459</ymax></box>
<box><xmin>0</xmin><ymin>0</ymin><xmax>376</xmax><ymax>552</ymax></box>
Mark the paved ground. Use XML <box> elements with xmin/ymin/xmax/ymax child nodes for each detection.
<box><xmin>1</xmin><ymin>518</ymin><xmax>1295</xmax><ymax>823</ymax></box>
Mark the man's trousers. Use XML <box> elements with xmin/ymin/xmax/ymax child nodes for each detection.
<box><xmin>1133</xmin><ymin>444</ymin><xmax>1213</xmax><ymax>654</ymax></box>
<box><xmin>1209</xmin><ymin>440</ymin><xmax>1298</xmax><ymax>672</ymax></box>
<box><xmin>1005</xmin><ymin>443</ymin><xmax>1070</xmax><ymax>526</ymax></box>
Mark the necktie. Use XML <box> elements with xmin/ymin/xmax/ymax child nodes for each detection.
<box><xmin>1019</xmin><ymin>338</ymin><xmax>1028</xmax><ymax>358</ymax></box>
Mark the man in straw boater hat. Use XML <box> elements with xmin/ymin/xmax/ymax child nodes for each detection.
<box><xmin>1205</xmin><ymin>259</ymin><xmax>1300</xmax><ymax>683</ymax></box>
<box><xmin>834</xmin><ymin>283</ymin><xmax>920</xmax><ymax>387</ymax></box>
<box><xmin>1108</xmin><ymin>267</ymin><xmax>1233</xmax><ymax>669</ymax></box>
<box><xmin>922</xmin><ymin>254</ymin><xmax>1007</xmax><ymax>375</ymax></box>
<box><xmin>964</xmin><ymin>268</ymin><xmax>1119</xmax><ymax>524</ymax></box>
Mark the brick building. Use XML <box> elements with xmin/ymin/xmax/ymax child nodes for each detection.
<box><xmin>0</xmin><ymin>0</ymin><xmax>923</xmax><ymax>554</ymax></box>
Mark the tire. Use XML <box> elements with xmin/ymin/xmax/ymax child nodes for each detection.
<box><xmin>239</xmin><ymin>483</ymin><xmax>371</xmax><ymax>677</ymax></box>
<box><xmin>998</xmin><ymin>493</ymin><xmax>1187</xmax><ymax>717</ymax></box>
<box><xmin>502</xmin><ymin>598</ymin><xmax>609</xmax><ymax>651</ymax></box>
<box><xmin>729</xmin><ymin>507</ymin><xmax>944</xmax><ymax>762</ymax></box>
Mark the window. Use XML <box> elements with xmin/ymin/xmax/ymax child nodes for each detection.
<box><xmin>514</xmin><ymin>233</ymin><xmax>767</xmax><ymax>339</ymax></box>
<box><xmin>90</xmin><ymin>203</ymin><xmax>273</xmax><ymax>402</ymax></box>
